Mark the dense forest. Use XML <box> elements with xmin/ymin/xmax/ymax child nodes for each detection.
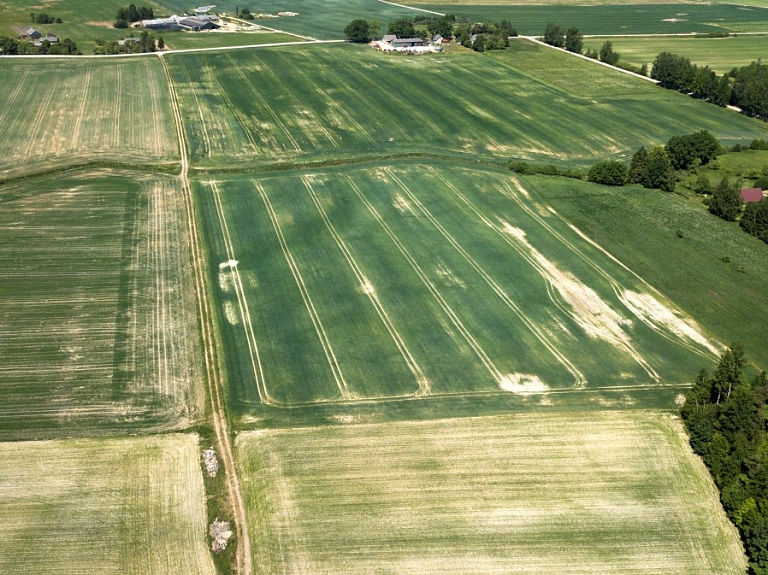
<box><xmin>682</xmin><ymin>344</ymin><xmax>768</xmax><ymax>575</ymax></box>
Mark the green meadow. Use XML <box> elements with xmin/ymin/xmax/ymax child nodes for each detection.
<box><xmin>583</xmin><ymin>34</ymin><xmax>768</xmax><ymax>74</ymax></box>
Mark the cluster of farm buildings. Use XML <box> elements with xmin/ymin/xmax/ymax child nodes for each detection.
<box><xmin>140</xmin><ymin>14</ymin><xmax>220</xmax><ymax>31</ymax></box>
<box><xmin>12</xmin><ymin>27</ymin><xmax>59</xmax><ymax>46</ymax></box>
<box><xmin>372</xmin><ymin>34</ymin><xmax>446</xmax><ymax>54</ymax></box>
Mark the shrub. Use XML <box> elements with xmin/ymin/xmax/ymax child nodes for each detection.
<box><xmin>587</xmin><ymin>160</ymin><xmax>629</xmax><ymax>186</ymax></box>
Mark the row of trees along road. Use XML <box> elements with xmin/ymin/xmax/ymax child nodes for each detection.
<box><xmin>542</xmin><ymin>23</ymin><xmax>622</xmax><ymax>67</ymax></box>
<box><xmin>682</xmin><ymin>344</ymin><xmax>768</xmax><ymax>575</ymax></box>
<box><xmin>652</xmin><ymin>52</ymin><xmax>768</xmax><ymax>119</ymax></box>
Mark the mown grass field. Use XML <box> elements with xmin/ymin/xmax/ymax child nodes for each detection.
<box><xmin>0</xmin><ymin>433</ymin><xmax>216</xmax><ymax>575</ymax></box>
<box><xmin>583</xmin><ymin>34</ymin><xmax>768</xmax><ymax>74</ymax></box>
<box><xmin>196</xmin><ymin>161</ymin><xmax>722</xmax><ymax>419</ymax></box>
<box><xmin>528</xmin><ymin>173</ymin><xmax>768</xmax><ymax>373</ymax></box>
<box><xmin>237</xmin><ymin>411</ymin><xmax>745</xmax><ymax>575</ymax></box>
<box><xmin>0</xmin><ymin>171</ymin><xmax>205</xmax><ymax>439</ymax></box>
<box><xmin>167</xmin><ymin>42</ymin><xmax>768</xmax><ymax>172</ymax></box>
<box><xmin>0</xmin><ymin>58</ymin><xmax>177</xmax><ymax>179</ymax></box>
<box><xmin>413</xmin><ymin>3</ymin><xmax>768</xmax><ymax>34</ymax></box>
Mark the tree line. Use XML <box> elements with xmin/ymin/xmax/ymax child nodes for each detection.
<box><xmin>30</xmin><ymin>12</ymin><xmax>62</xmax><ymax>24</ymax></box>
<box><xmin>114</xmin><ymin>4</ymin><xmax>154</xmax><ymax>29</ymax></box>
<box><xmin>541</xmin><ymin>23</ymin><xmax>624</xmax><ymax>69</ymax></box>
<box><xmin>652</xmin><ymin>52</ymin><xmax>768</xmax><ymax>119</ymax></box>
<box><xmin>94</xmin><ymin>31</ymin><xmax>163</xmax><ymax>55</ymax></box>
<box><xmin>682</xmin><ymin>344</ymin><xmax>768</xmax><ymax>575</ymax></box>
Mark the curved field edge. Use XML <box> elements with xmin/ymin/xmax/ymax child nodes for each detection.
<box><xmin>0</xmin><ymin>169</ymin><xmax>207</xmax><ymax>439</ymax></box>
<box><xmin>191</xmin><ymin>160</ymin><xmax>729</xmax><ymax>426</ymax></box>
<box><xmin>0</xmin><ymin>433</ymin><xmax>216</xmax><ymax>575</ymax></box>
<box><xmin>526</xmin><ymin>174</ymin><xmax>768</xmax><ymax>372</ymax></box>
<box><xmin>235</xmin><ymin>410</ymin><xmax>746</xmax><ymax>575</ymax></box>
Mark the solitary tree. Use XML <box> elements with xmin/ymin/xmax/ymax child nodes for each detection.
<box><xmin>709</xmin><ymin>176</ymin><xmax>742</xmax><ymax>221</ymax></box>
<box><xmin>564</xmin><ymin>26</ymin><xmax>582</xmax><ymax>53</ymax></box>
<box><xmin>344</xmin><ymin>19</ymin><xmax>371</xmax><ymax>43</ymax></box>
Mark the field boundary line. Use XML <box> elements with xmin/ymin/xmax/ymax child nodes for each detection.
<box><xmin>225</xmin><ymin>52</ymin><xmax>302</xmax><ymax>153</ymax></box>
<box><xmin>392</xmin><ymin>167</ymin><xmax>587</xmax><ymax>388</ymax></box>
<box><xmin>518</xmin><ymin>36</ymin><xmax>659</xmax><ymax>84</ymax></box>
<box><xmin>376</xmin><ymin>0</ymin><xmax>445</xmax><ymax>16</ymax></box>
<box><xmin>160</xmin><ymin>54</ymin><xmax>252</xmax><ymax>575</ymax></box>
<box><xmin>253</xmin><ymin>180</ymin><xmax>353</xmax><ymax>400</ymax></box>
<box><xmin>345</xmin><ymin>173</ymin><xmax>502</xmax><ymax>384</ymax></box>
<box><xmin>302</xmin><ymin>175</ymin><xmax>430</xmax><ymax>395</ymax></box>
<box><xmin>208</xmin><ymin>180</ymin><xmax>270</xmax><ymax>404</ymax></box>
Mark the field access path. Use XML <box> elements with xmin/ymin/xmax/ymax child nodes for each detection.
<box><xmin>159</xmin><ymin>54</ymin><xmax>253</xmax><ymax>575</ymax></box>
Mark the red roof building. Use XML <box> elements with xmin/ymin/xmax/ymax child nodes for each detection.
<box><xmin>741</xmin><ymin>188</ymin><xmax>764</xmax><ymax>203</ymax></box>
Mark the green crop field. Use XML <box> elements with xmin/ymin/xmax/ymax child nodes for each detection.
<box><xmin>0</xmin><ymin>433</ymin><xmax>216</xmax><ymax>575</ymax></box>
<box><xmin>412</xmin><ymin>3</ymin><xmax>768</xmax><ymax>35</ymax></box>
<box><xmin>0</xmin><ymin>171</ymin><xmax>205</xmax><ymax>439</ymax></box>
<box><xmin>196</xmin><ymin>161</ymin><xmax>724</xmax><ymax>420</ymax></box>
<box><xmin>0</xmin><ymin>58</ymin><xmax>177</xmax><ymax>179</ymax></box>
<box><xmin>161</xmin><ymin>31</ymin><xmax>303</xmax><ymax>50</ymax></box>
<box><xmin>167</xmin><ymin>42</ymin><xmax>768</xmax><ymax>172</ymax></box>
<box><xmin>237</xmin><ymin>411</ymin><xmax>745</xmax><ymax>575</ymax></box>
<box><xmin>583</xmin><ymin>34</ymin><xmax>768</xmax><ymax>74</ymax></box>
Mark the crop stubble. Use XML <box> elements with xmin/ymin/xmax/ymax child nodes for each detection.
<box><xmin>0</xmin><ymin>434</ymin><xmax>216</xmax><ymax>575</ymax></box>
<box><xmin>236</xmin><ymin>411</ymin><xmax>745</xmax><ymax>575</ymax></box>
<box><xmin>0</xmin><ymin>174</ymin><xmax>205</xmax><ymax>437</ymax></box>
<box><xmin>0</xmin><ymin>59</ymin><xmax>177</xmax><ymax>179</ymax></box>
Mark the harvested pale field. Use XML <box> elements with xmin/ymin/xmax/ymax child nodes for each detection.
<box><xmin>167</xmin><ymin>43</ymin><xmax>768</xmax><ymax>170</ymax></box>
<box><xmin>0</xmin><ymin>433</ymin><xmax>216</xmax><ymax>575</ymax></box>
<box><xmin>197</xmin><ymin>162</ymin><xmax>720</xmax><ymax>413</ymax></box>
<box><xmin>0</xmin><ymin>172</ymin><xmax>205</xmax><ymax>438</ymax></box>
<box><xmin>0</xmin><ymin>58</ymin><xmax>177</xmax><ymax>179</ymax></box>
<box><xmin>236</xmin><ymin>411</ymin><xmax>745</xmax><ymax>575</ymax></box>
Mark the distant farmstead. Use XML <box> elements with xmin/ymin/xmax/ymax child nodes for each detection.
<box><xmin>141</xmin><ymin>14</ymin><xmax>219</xmax><ymax>31</ymax></box>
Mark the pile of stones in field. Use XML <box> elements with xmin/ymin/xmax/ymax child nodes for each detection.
<box><xmin>203</xmin><ymin>447</ymin><xmax>219</xmax><ymax>477</ymax></box>
<box><xmin>209</xmin><ymin>519</ymin><xmax>233</xmax><ymax>552</ymax></box>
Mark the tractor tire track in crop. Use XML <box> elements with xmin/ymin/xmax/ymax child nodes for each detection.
<box><xmin>160</xmin><ymin>54</ymin><xmax>252</xmax><ymax>575</ymax></box>
<box><xmin>302</xmin><ymin>175</ymin><xmax>430</xmax><ymax>396</ymax></box>
<box><xmin>254</xmin><ymin>180</ymin><xmax>353</xmax><ymax>401</ymax></box>
<box><xmin>209</xmin><ymin>180</ymin><xmax>270</xmax><ymax>404</ymax></box>
<box><xmin>390</xmin><ymin>167</ymin><xmax>587</xmax><ymax>388</ymax></box>
<box><xmin>345</xmin><ymin>174</ymin><xmax>503</xmax><ymax>385</ymax></box>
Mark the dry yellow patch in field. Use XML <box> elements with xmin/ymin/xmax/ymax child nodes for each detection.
<box><xmin>237</xmin><ymin>411</ymin><xmax>745</xmax><ymax>575</ymax></box>
<box><xmin>0</xmin><ymin>434</ymin><xmax>215</xmax><ymax>575</ymax></box>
